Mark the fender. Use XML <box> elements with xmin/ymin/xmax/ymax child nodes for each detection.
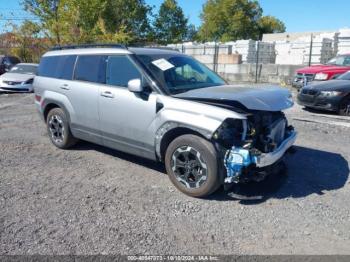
<box><xmin>41</xmin><ymin>90</ymin><xmax>75</xmax><ymax>124</ymax></box>
<box><xmin>151</xmin><ymin>96</ymin><xmax>247</xmax><ymax>159</ymax></box>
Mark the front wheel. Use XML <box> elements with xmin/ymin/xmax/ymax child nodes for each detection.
<box><xmin>165</xmin><ymin>134</ymin><xmax>220</xmax><ymax>198</ymax></box>
<box><xmin>339</xmin><ymin>98</ymin><xmax>350</xmax><ymax>116</ymax></box>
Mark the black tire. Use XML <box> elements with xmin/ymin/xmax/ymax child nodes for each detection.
<box><xmin>339</xmin><ymin>98</ymin><xmax>350</xmax><ymax>116</ymax></box>
<box><xmin>46</xmin><ymin>108</ymin><xmax>77</xmax><ymax>149</ymax></box>
<box><xmin>165</xmin><ymin>134</ymin><xmax>220</xmax><ymax>198</ymax></box>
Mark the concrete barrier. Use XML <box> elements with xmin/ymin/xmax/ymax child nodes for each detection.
<box><xmin>192</xmin><ymin>55</ymin><xmax>213</xmax><ymax>64</ymax></box>
<box><xmin>218</xmin><ymin>54</ymin><xmax>242</xmax><ymax>64</ymax></box>
<box><xmin>218</xmin><ymin>64</ymin><xmax>304</xmax><ymax>84</ymax></box>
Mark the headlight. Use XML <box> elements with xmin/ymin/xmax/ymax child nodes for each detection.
<box><xmin>314</xmin><ymin>73</ymin><xmax>329</xmax><ymax>80</ymax></box>
<box><xmin>24</xmin><ymin>78</ymin><xmax>34</xmax><ymax>84</ymax></box>
<box><xmin>320</xmin><ymin>91</ymin><xmax>342</xmax><ymax>97</ymax></box>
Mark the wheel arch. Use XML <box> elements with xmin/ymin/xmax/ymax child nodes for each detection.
<box><xmin>43</xmin><ymin>103</ymin><xmax>60</xmax><ymax>121</ymax></box>
<box><xmin>156</xmin><ymin>124</ymin><xmax>210</xmax><ymax>162</ymax></box>
<box><xmin>42</xmin><ymin>100</ymin><xmax>71</xmax><ymax>123</ymax></box>
<box><xmin>338</xmin><ymin>93</ymin><xmax>350</xmax><ymax>111</ymax></box>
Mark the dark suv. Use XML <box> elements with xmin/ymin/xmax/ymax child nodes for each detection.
<box><xmin>0</xmin><ymin>55</ymin><xmax>21</xmax><ymax>75</ymax></box>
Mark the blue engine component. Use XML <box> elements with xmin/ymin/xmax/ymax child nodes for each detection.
<box><xmin>224</xmin><ymin>147</ymin><xmax>257</xmax><ymax>183</ymax></box>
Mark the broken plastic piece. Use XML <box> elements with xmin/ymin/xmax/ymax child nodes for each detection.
<box><xmin>224</xmin><ymin>147</ymin><xmax>257</xmax><ymax>183</ymax></box>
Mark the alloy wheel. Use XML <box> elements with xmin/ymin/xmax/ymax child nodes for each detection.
<box><xmin>48</xmin><ymin>115</ymin><xmax>65</xmax><ymax>143</ymax></box>
<box><xmin>171</xmin><ymin>146</ymin><xmax>208</xmax><ymax>189</ymax></box>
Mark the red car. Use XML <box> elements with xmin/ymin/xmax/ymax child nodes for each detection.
<box><xmin>292</xmin><ymin>54</ymin><xmax>350</xmax><ymax>89</ymax></box>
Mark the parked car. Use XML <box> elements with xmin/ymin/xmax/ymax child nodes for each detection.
<box><xmin>0</xmin><ymin>63</ymin><xmax>38</xmax><ymax>93</ymax></box>
<box><xmin>34</xmin><ymin>44</ymin><xmax>297</xmax><ymax>197</ymax></box>
<box><xmin>297</xmin><ymin>70</ymin><xmax>350</xmax><ymax>116</ymax></box>
<box><xmin>0</xmin><ymin>55</ymin><xmax>21</xmax><ymax>75</ymax></box>
<box><xmin>292</xmin><ymin>54</ymin><xmax>350</xmax><ymax>89</ymax></box>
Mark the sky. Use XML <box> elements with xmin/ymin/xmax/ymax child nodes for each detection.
<box><xmin>0</xmin><ymin>0</ymin><xmax>350</xmax><ymax>33</ymax></box>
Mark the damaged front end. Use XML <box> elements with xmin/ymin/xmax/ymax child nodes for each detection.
<box><xmin>213</xmin><ymin>112</ymin><xmax>297</xmax><ymax>184</ymax></box>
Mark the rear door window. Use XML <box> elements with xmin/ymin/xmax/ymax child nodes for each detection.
<box><xmin>74</xmin><ymin>55</ymin><xmax>107</xmax><ymax>84</ymax></box>
<box><xmin>38</xmin><ymin>55</ymin><xmax>77</xmax><ymax>80</ymax></box>
<box><xmin>106</xmin><ymin>56</ymin><xmax>142</xmax><ymax>87</ymax></box>
<box><xmin>56</xmin><ymin>56</ymin><xmax>77</xmax><ymax>80</ymax></box>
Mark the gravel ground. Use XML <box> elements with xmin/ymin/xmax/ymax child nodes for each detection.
<box><xmin>0</xmin><ymin>91</ymin><xmax>349</xmax><ymax>255</ymax></box>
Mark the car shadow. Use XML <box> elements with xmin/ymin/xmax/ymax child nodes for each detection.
<box><xmin>72</xmin><ymin>142</ymin><xmax>349</xmax><ymax>204</ymax></box>
<box><xmin>302</xmin><ymin>106</ymin><xmax>339</xmax><ymax>116</ymax></box>
<box><xmin>209</xmin><ymin>146</ymin><xmax>349</xmax><ymax>204</ymax></box>
<box><xmin>72</xmin><ymin>141</ymin><xmax>166</xmax><ymax>174</ymax></box>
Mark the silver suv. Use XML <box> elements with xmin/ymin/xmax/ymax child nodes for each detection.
<box><xmin>34</xmin><ymin>44</ymin><xmax>297</xmax><ymax>197</ymax></box>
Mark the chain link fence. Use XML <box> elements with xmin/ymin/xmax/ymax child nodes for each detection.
<box><xmin>169</xmin><ymin>36</ymin><xmax>341</xmax><ymax>84</ymax></box>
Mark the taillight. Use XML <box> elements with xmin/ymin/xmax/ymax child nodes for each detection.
<box><xmin>35</xmin><ymin>95</ymin><xmax>41</xmax><ymax>102</ymax></box>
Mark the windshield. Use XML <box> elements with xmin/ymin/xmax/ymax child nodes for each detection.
<box><xmin>326</xmin><ymin>55</ymin><xmax>350</xmax><ymax>66</ymax></box>
<box><xmin>336</xmin><ymin>71</ymin><xmax>350</xmax><ymax>80</ymax></box>
<box><xmin>136</xmin><ymin>54</ymin><xmax>226</xmax><ymax>94</ymax></box>
<box><xmin>10</xmin><ymin>64</ymin><xmax>37</xmax><ymax>75</ymax></box>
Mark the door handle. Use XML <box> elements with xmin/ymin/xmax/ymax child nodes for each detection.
<box><xmin>60</xmin><ymin>84</ymin><xmax>70</xmax><ymax>90</ymax></box>
<box><xmin>101</xmin><ymin>91</ymin><xmax>115</xmax><ymax>98</ymax></box>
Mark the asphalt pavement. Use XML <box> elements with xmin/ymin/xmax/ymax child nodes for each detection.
<box><xmin>0</xmin><ymin>92</ymin><xmax>349</xmax><ymax>255</ymax></box>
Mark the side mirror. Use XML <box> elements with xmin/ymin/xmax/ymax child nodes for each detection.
<box><xmin>128</xmin><ymin>78</ymin><xmax>143</xmax><ymax>93</ymax></box>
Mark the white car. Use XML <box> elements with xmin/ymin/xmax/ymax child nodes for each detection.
<box><xmin>0</xmin><ymin>63</ymin><xmax>38</xmax><ymax>93</ymax></box>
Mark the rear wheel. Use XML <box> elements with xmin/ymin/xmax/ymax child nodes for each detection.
<box><xmin>339</xmin><ymin>98</ymin><xmax>350</xmax><ymax>116</ymax></box>
<box><xmin>165</xmin><ymin>134</ymin><xmax>220</xmax><ymax>197</ymax></box>
<box><xmin>46</xmin><ymin>108</ymin><xmax>77</xmax><ymax>149</ymax></box>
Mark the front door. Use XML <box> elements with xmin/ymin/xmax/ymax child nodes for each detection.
<box><xmin>99</xmin><ymin>55</ymin><xmax>158</xmax><ymax>159</ymax></box>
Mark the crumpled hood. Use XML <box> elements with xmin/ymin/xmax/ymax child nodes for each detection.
<box><xmin>0</xmin><ymin>72</ymin><xmax>34</xmax><ymax>83</ymax></box>
<box><xmin>174</xmin><ymin>85</ymin><xmax>293</xmax><ymax>111</ymax></box>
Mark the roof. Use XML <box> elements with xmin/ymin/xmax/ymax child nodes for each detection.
<box><xmin>16</xmin><ymin>63</ymin><xmax>39</xmax><ymax>66</ymax></box>
<box><xmin>44</xmin><ymin>46</ymin><xmax>181</xmax><ymax>57</ymax></box>
<box><xmin>44</xmin><ymin>47</ymin><xmax>131</xmax><ymax>57</ymax></box>
<box><xmin>128</xmin><ymin>47</ymin><xmax>181</xmax><ymax>55</ymax></box>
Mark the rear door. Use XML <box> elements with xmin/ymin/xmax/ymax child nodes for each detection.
<box><xmin>68</xmin><ymin>55</ymin><xmax>107</xmax><ymax>144</ymax></box>
<box><xmin>98</xmin><ymin>55</ymin><xmax>158</xmax><ymax>159</ymax></box>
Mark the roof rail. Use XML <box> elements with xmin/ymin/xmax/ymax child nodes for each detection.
<box><xmin>50</xmin><ymin>43</ymin><xmax>127</xmax><ymax>51</ymax></box>
<box><xmin>142</xmin><ymin>46</ymin><xmax>180</xmax><ymax>52</ymax></box>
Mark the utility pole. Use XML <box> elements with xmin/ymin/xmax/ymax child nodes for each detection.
<box><xmin>255</xmin><ymin>41</ymin><xmax>260</xmax><ymax>83</ymax></box>
<box><xmin>213</xmin><ymin>39</ymin><xmax>219</xmax><ymax>73</ymax></box>
<box><xmin>308</xmin><ymin>34</ymin><xmax>313</xmax><ymax>66</ymax></box>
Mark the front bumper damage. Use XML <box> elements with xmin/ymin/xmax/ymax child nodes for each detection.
<box><xmin>223</xmin><ymin>127</ymin><xmax>297</xmax><ymax>184</ymax></box>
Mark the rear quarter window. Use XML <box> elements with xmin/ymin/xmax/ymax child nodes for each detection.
<box><xmin>38</xmin><ymin>55</ymin><xmax>77</xmax><ymax>80</ymax></box>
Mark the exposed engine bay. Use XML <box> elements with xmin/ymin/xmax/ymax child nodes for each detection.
<box><xmin>174</xmin><ymin>86</ymin><xmax>297</xmax><ymax>185</ymax></box>
<box><xmin>213</xmin><ymin>111</ymin><xmax>295</xmax><ymax>184</ymax></box>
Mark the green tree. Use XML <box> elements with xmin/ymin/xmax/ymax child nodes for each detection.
<box><xmin>22</xmin><ymin>0</ymin><xmax>152</xmax><ymax>45</ymax></box>
<box><xmin>257</xmin><ymin>15</ymin><xmax>286</xmax><ymax>39</ymax></box>
<box><xmin>198</xmin><ymin>0</ymin><xmax>284</xmax><ymax>42</ymax></box>
<box><xmin>8</xmin><ymin>20</ymin><xmax>46</xmax><ymax>62</ymax></box>
<box><xmin>22</xmin><ymin>0</ymin><xmax>65</xmax><ymax>45</ymax></box>
<box><xmin>186</xmin><ymin>24</ymin><xmax>198</xmax><ymax>42</ymax></box>
<box><xmin>153</xmin><ymin>0</ymin><xmax>188</xmax><ymax>44</ymax></box>
<box><xmin>198</xmin><ymin>0</ymin><xmax>262</xmax><ymax>42</ymax></box>
<box><xmin>101</xmin><ymin>0</ymin><xmax>152</xmax><ymax>43</ymax></box>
